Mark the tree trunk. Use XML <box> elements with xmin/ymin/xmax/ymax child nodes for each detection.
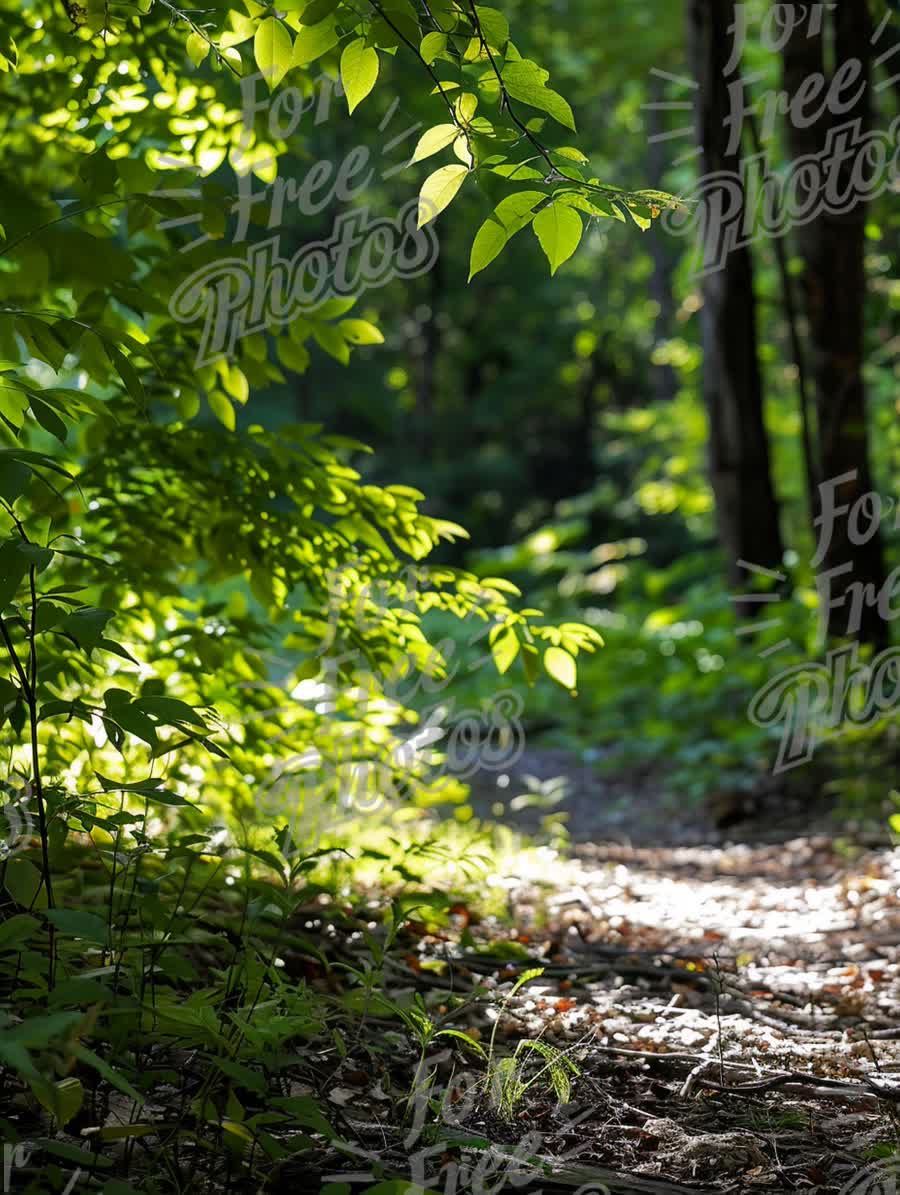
<box><xmin>645</xmin><ymin>75</ymin><xmax>679</xmax><ymax>403</ymax></box>
<box><xmin>688</xmin><ymin>0</ymin><xmax>784</xmax><ymax>599</ymax></box>
<box><xmin>783</xmin><ymin>0</ymin><xmax>886</xmax><ymax>645</ymax></box>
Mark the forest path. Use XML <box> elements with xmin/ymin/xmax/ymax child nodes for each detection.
<box><xmin>423</xmin><ymin>833</ymin><xmax>900</xmax><ymax>1193</ymax></box>
<box><xmin>333</xmin><ymin>746</ymin><xmax>900</xmax><ymax>1193</ymax></box>
<box><xmin>357</xmin><ymin>783</ymin><xmax>900</xmax><ymax>1195</ymax></box>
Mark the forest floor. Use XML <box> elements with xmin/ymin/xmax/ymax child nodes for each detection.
<box><xmin>327</xmin><ymin>752</ymin><xmax>900</xmax><ymax>1195</ymax></box>
<box><xmin>15</xmin><ymin>753</ymin><xmax>899</xmax><ymax>1194</ymax></box>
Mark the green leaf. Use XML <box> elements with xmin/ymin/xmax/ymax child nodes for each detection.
<box><xmin>489</xmin><ymin>624</ymin><xmax>519</xmax><ymax>675</ymax></box>
<box><xmin>186</xmin><ymin>31</ymin><xmax>209</xmax><ymax>67</ymax></box>
<box><xmin>501</xmin><ymin>59</ymin><xmax>576</xmax><ymax>131</ymax></box>
<box><xmin>59</xmin><ymin>607</ymin><xmax>115</xmax><ymax>651</ymax></box>
<box><xmin>96</xmin><ymin>638</ymin><xmax>139</xmax><ymax>665</ymax></box>
<box><xmin>544</xmin><ymin>645</ymin><xmax>577</xmax><ymax>692</ymax></box>
<box><xmin>94</xmin><ymin>774</ymin><xmax>195</xmax><ymax>807</ymax></box>
<box><xmin>99</xmin><ymin>1180</ymin><xmax>143</xmax><ymax>1195</ymax></box>
<box><xmin>254</xmin><ymin>17</ymin><xmax>293</xmax><ymax>90</ymax></box>
<box><xmin>220</xmin><ymin>46</ymin><xmax>243</xmax><ymax>72</ymax></box>
<box><xmin>313</xmin><ymin>296</ymin><xmax>356</xmax><ymax>319</ymax></box>
<box><xmin>218</xmin><ymin>10</ymin><xmax>255</xmax><ymax>48</ymax></box>
<box><xmin>18</xmin><ymin>542</ymin><xmax>53</xmax><ymax>572</ymax></box>
<box><xmin>208</xmin><ymin>390</ymin><xmax>236</xmax><ymax>430</ymax></box>
<box><xmin>0</xmin><ymin>913</ymin><xmax>41</xmax><ymax>951</ymax></box>
<box><xmin>338</xmin><ymin>319</ymin><xmax>384</xmax><ymax>345</ymax></box>
<box><xmin>474</xmin><ymin>6</ymin><xmax>509</xmax><ymax>47</ymax></box>
<box><xmin>105</xmin><ymin>344</ymin><xmax>146</xmax><ymax>406</ymax></box>
<box><xmin>140</xmin><ymin>784</ymin><xmax>197</xmax><ymax>806</ymax></box>
<box><xmin>277</xmin><ymin>337</ymin><xmax>311</xmax><ymax>372</ymax></box>
<box><xmin>222</xmin><ymin>364</ymin><xmax>249</xmax><ymax>404</ymax></box>
<box><xmin>624</xmin><ymin>203</ymin><xmax>653</xmax><ymax>231</ymax></box>
<box><xmin>48</xmin><ymin>978</ymin><xmax>113</xmax><ymax>1006</ymax></box>
<box><xmin>35</xmin><ymin>1076</ymin><xmax>83</xmax><ymax>1127</ymax></box>
<box><xmin>34</xmin><ymin>1139</ymin><xmax>111</xmax><ymax>1169</ymax></box>
<box><xmin>292</xmin><ymin>15</ymin><xmax>339</xmax><ymax>65</ymax></box>
<box><xmin>72</xmin><ymin>1044</ymin><xmax>145</xmax><ymax>1105</ymax></box>
<box><xmin>4</xmin><ymin>858</ymin><xmax>45</xmax><ymax>909</ymax></box>
<box><xmin>312</xmin><ymin>323</ymin><xmax>350</xmax><ymax>364</ymax></box>
<box><xmin>3</xmin><ymin>1012</ymin><xmax>81</xmax><ymax>1048</ymax></box>
<box><xmin>0</xmin><ymin>447</ymin><xmax>72</xmax><ymax>479</ymax></box>
<box><xmin>133</xmin><ymin>695</ymin><xmax>208</xmax><ymax>727</ymax></box>
<box><xmin>270</xmin><ymin>1095</ymin><xmax>335</xmax><ymax>1137</ymax></box>
<box><xmin>213</xmin><ymin>1056</ymin><xmax>266</xmax><ymax>1092</ymax></box>
<box><xmin>46</xmin><ymin>909</ymin><xmax>110</xmax><ymax>947</ymax></box>
<box><xmin>420</xmin><ymin>31</ymin><xmax>447</xmax><ymax>64</ymax></box>
<box><xmin>509</xmin><ymin>965</ymin><xmax>545</xmax><ymax>997</ymax></box>
<box><xmin>0</xmin><ymin>386</ymin><xmax>29</xmax><ymax>432</ymax></box>
<box><xmin>19</xmin><ymin>317</ymin><xmax>67</xmax><ymax>370</ymax></box>
<box><xmin>411</xmin><ymin>123</ymin><xmax>458</xmax><ymax>163</ymax></box>
<box><xmin>417</xmin><ymin>164</ymin><xmax>468</xmax><ymax>227</ymax></box>
<box><xmin>30</xmin><ymin>397</ymin><xmax>67</xmax><ymax>442</ymax></box>
<box><xmin>552</xmin><ymin>145</ymin><xmax>589</xmax><ymax>164</ymax></box>
<box><xmin>435</xmin><ymin>1028</ymin><xmax>488</xmax><ymax>1058</ymax></box>
<box><xmin>97</xmin><ymin>1124</ymin><xmax>163</xmax><ymax>1142</ymax></box>
<box><xmin>113</xmin><ymin>705</ymin><xmax>160</xmax><ymax>747</ymax></box>
<box><xmin>532</xmin><ymin>203</ymin><xmax>583</xmax><ymax>275</ymax></box>
<box><xmin>469</xmin><ymin>190</ymin><xmax>545</xmax><ymax>279</ymax></box>
<box><xmin>340</xmin><ymin>38</ymin><xmax>379</xmax><ymax>115</ymax></box>
<box><xmin>489</xmin><ymin>162</ymin><xmax>545</xmax><ymax>181</ymax></box>
<box><xmin>559</xmin><ymin>192</ymin><xmax>624</xmax><ymax>222</ymax></box>
<box><xmin>299</xmin><ymin>0</ymin><xmax>339</xmax><ymax>22</ymax></box>
<box><xmin>0</xmin><ymin>676</ymin><xmax>18</xmax><ymax>723</ymax></box>
<box><xmin>0</xmin><ymin>538</ymin><xmax>30</xmax><ymax>609</ymax></box>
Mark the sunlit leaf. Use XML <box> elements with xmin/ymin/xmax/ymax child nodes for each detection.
<box><xmin>417</xmin><ymin>164</ymin><xmax>468</xmax><ymax>227</ymax></box>
<box><xmin>420</xmin><ymin>31</ymin><xmax>447</xmax><ymax>64</ymax></box>
<box><xmin>292</xmin><ymin>15</ymin><xmax>340</xmax><ymax>64</ymax></box>
<box><xmin>469</xmin><ymin>190</ymin><xmax>545</xmax><ymax>279</ymax></box>
<box><xmin>544</xmin><ymin>645</ymin><xmax>577</xmax><ymax>692</ymax></box>
<box><xmin>341</xmin><ymin>38</ymin><xmax>379</xmax><ymax>114</ymax></box>
<box><xmin>254</xmin><ymin>17</ymin><xmax>293</xmax><ymax>90</ymax></box>
<box><xmin>186</xmin><ymin>31</ymin><xmax>209</xmax><ymax>67</ymax></box>
<box><xmin>338</xmin><ymin>319</ymin><xmax>384</xmax><ymax>345</ymax></box>
<box><xmin>411</xmin><ymin>123</ymin><xmax>458</xmax><ymax>164</ymax></box>
<box><xmin>532</xmin><ymin>203</ymin><xmax>583</xmax><ymax>275</ymax></box>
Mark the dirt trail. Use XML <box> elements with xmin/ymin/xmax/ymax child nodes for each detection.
<box><xmin>415</xmin><ymin>752</ymin><xmax>900</xmax><ymax>1191</ymax></box>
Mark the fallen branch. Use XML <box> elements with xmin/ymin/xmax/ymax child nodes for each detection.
<box><xmin>588</xmin><ymin>1043</ymin><xmax>900</xmax><ymax>1104</ymax></box>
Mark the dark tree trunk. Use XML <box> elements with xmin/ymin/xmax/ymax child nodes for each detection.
<box><xmin>783</xmin><ymin>0</ymin><xmax>886</xmax><ymax>645</ymax></box>
<box><xmin>645</xmin><ymin>75</ymin><xmax>679</xmax><ymax>403</ymax></box>
<box><xmin>688</xmin><ymin>0</ymin><xmax>784</xmax><ymax>598</ymax></box>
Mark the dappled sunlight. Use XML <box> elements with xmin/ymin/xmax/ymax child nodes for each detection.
<box><xmin>1</xmin><ymin>0</ymin><xmax>898</xmax><ymax>1190</ymax></box>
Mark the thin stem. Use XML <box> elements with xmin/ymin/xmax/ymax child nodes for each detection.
<box><xmin>465</xmin><ymin>0</ymin><xmax>557</xmax><ymax>179</ymax></box>
<box><xmin>151</xmin><ymin>0</ymin><xmax>241</xmax><ymax>77</ymax></box>
<box><xmin>417</xmin><ymin>0</ymin><xmax>441</xmax><ymax>32</ymax></box>
<box><xmin>0</xmin><ymin>617</ymin><xmax>31</xmax><ymax>701</ymax></box>
<box><xmin>365</xmin><ymin>0</ymin><xmax>467</xmax><ymax>136</ymax></box>
<box><xmin>27</xmin><ymin>562</ymin><xmax>56</xmax><ymax>989</ymax></box>
<box><xmin>1</xmin><ymin>200</ymin><xmax>128</xmax><ymax>259</ymax></box>
<box><xmin>465</xmin><ymin>0</ymin><xmax>661</xmax><ymax>209</ymax></box>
